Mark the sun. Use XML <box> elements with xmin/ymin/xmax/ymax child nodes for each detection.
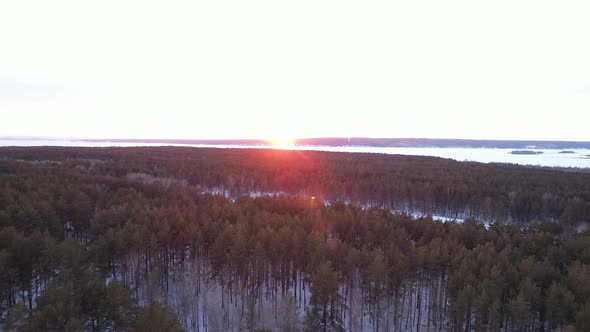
<box><xmin>268</xmin><ymin>136</ymin><xmax>295</xmax><ymax>148</ymax></box>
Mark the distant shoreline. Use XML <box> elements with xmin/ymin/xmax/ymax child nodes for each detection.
<box><xmin>511</xmin><ymin>150</ymin><xmax>544</xmax><ymax>155</ymax></box>
<box><xmin>3</xmin><ymin>137</ymin><xmax>590</xmax><ymax>150</ymax></box>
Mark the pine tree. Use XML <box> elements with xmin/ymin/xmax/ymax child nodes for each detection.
<box><xmin>546</xmin><ymin>282</ymin><xmax>575</xmax><ymax>329</ymax></box>
<box><xmin>130</xmin><ymin>302</ymin><xmax>182</xmax><ymax>332</ymax></box>
<box><xmin>309</xmin><ymin>262</ymin><xmax>341</xmax><ymax>332</ymax></box>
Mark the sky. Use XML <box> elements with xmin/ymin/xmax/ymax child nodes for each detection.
<box><xmin>1</xmin><ymin>0</ymin><xmax>589</xmax><ymax>141</ymax></box>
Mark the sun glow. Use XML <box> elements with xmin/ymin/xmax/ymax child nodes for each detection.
<box><xmin>268</xmin><ymin>136</ymin><xmax>295</xmax><ymax>148</ymax></box>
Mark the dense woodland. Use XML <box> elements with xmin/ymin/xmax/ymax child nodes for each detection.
<box><xmin>3</xmin><ymin>146</ymin><xmax>590</xmax><ymax>224</ymax></box>
<box><xmin>1</xmin><ymin>146</ymin><xmax>590</xmax><ymax>331</ymax></box>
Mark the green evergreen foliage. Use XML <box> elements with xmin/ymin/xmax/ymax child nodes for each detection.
<box><xmin>130</xmin><ymin>302</ymin><xmax>182</xmax><ymax>332</ymax></box>
<box><xmin>0</xmin><ymin>146</ymin><xmax>589</xmax><ymax>330</ymax></box>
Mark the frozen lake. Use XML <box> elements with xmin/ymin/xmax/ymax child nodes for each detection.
<box><xmin>1</xmin><ymin>139</ymin><xmax>590</xmax><ymax>168</ymax></box>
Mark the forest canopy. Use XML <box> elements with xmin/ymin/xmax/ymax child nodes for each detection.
<box><xmin>0</xmin><ymin>146</ymin><xmax>589</xmax><ymax>331</ymax></box>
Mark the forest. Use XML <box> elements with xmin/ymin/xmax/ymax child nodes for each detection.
<box><xmin>1</xmin><ymin>146</ymin><xmax>590</xmax><ymax>331</ymax></box>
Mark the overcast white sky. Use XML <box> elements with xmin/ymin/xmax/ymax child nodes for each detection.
<box><xmin>1</xmin><ymin>0</ymin><xmax>589</xmax><ymax>140</ymax></box>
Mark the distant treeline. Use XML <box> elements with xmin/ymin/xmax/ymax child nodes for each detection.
<box><xmin>0</xmin><ymin>147</ymin><xmax>590</xmax><ymax>331</ymax></box>
<box><xmin>73</xmin><ymin>137</ymin><xmax>590</xmax><ymax>149</ymax></box>
<box><xmin>2</xmin><ymin>146</ymin><xmax>589</xmax><ymax>225</ymax></box>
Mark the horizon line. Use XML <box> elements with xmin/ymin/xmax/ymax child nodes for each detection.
<box><xmin>2</xmin><ymin>136</ymin><xmax>590</xmax><ymax>144</ymax></box>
